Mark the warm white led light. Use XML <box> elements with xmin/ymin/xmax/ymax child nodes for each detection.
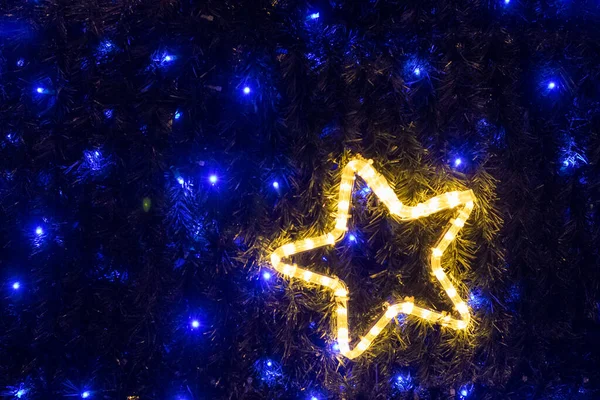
<box><xmin>268</xmin><ymin>155</ymin><xmax>476</xmax><ymax>359</ymax></box>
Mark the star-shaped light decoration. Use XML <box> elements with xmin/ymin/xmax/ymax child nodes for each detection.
<box><xmin>269</xmin><ymin>156</ymin><xmax>476</xmax><ymax>359</ymax></box>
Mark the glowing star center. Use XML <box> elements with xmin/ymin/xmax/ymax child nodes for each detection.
<box><xmin>268</xmin><ymin>156</ymin><xmax>476</xmax><ymax>359</ymax></box>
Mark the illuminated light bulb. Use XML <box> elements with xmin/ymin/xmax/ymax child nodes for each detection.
<box><xmin>320</xmin><ymin>276</ymin><xmax>332</xmax><ymax>287</ymax></box>
<box><xmin>460</xmin><ymin>389</ymin><xmax>468</xmax><ymax>397</ymax></box>
<box><xmin>338</xmin><ymin>200</ymin><xmax>349</xmax><ymax>211</ymax></box>
<box><xmin>272</xmin><ymin>181</ymin><xmax>279</xmax><ymax>189</ymax></box>
<box><xmin>191</xmin><ymin>319</ymin><xmax>200</xmax><ymax>328</ymax></box>
<box><xmin>262</xmin><ymin>271</ymin><xmax>272</xmax><ymax>280</ymax></box>
<box><xmin>447</xmin><ymin>192</ymin><xmax>460</xmax><ymax>208</ymax></box>
<box><xmin>209</xmin><ymin>174</ymin><xmax>218</xmax><ymax>184</ymax></box>
<box><xmin>432</xmin><ymin>248</ymin><xmax>443</xmax><ymax>258</ymax></box>
<box><xmin>504</xmin><ymin>0</ymin><xmax>510</xmax><ymax>3</ymax></box>
<box><xmin>547</xmin><ymin>81</ymin><xmax>556</xmax><ymax>90</ymax></box>
<box><xmin>163</xmin><ymin>55</ymin><xmax>173</xmax><ymax>62</ymax></box>
<box><xmin>442</xmin><ymin>315</ymin><xmax>451</xmax><ymax>324</ymax></box>
<box><xmin>389</xmin><ymin>202</ymin><xmax>403</xmax><ymax>215</ymax></box>
<box><xmin>309</xmin><ymin>12</ymin><xmax>320</xmax><ymax>19</ymax></box>
<box><xmin>304</xmin><ymin>239</ymin><xmax>315</xmax><ymax>249</ymax></box>
<box><xmin>282</xmin><ymin>264</ymin><xmax>296</xmax><ymax>276</ymax></box>
<box><xmin>454</xmin><ymin>218</ymin><xmax>465</xmax><ymax>227</ymax></box>
<box><xmin>311</xmin><ymin>396</ymin><xmax>319</xmax><ymax>400</ymax></box>
<box><xmin>334</xmin><ymin>288</ymin><xmax>348</xmax><ymax>297</ymax></box>
<box><xmin>303</xmin><ymin>270</ymin><xmax>312</xmax><ymax>281</ymax></box>
<box><xmin>338</xmin><ymin>328</ymin><xmax>348</xmax><ymax>338</ymax></box>
<box><xmin>413</xmin><ymin>67</ymin><xmax>421</xmax><ymax>76</ymax></box>
<box><xmin>385</xmin><ymin>306</ymin><xmax>398</xmax><ymax>319</ymax></box>
<box><xmin>446</xmin><ymin>287</ymin><xmax>457</xmax><ymax>298</ymax></box>
<box><xmin>456</xmin><ymin>302</ymin><xmax>468</xmax><ymax>314</ymax></box>
<box><xmin>12</xmin><ymin>281</ymin><xmax>20</xmax><ymax>290</ymax></box>
<box><xmin>174</xmin><ymin>110</ymin><xmax>181</xmax><ymax>120</ymax></box>
<box><xmin>243</xmin><ymin>86</ymin><xmax>251</xmax><ymax>95</ymax></box>
<box><xmin>335</xmin><ymin>218</ymin><xmax>347</xmax><ymax>230</ymax></box>
<box><xmin>454</xmin><ymin>158</ymin><xmax>462</xmax><ymax>168</ymax></box>
<box><xmin>282</xmin><ymin>244</ymin><xmax>296</xmax><ymax>256</ymax></box>
<box><xmin>433</xmin><ymin>268</ymin><xmax>445</xmax><ymax>279</ymax></box>
<box><xmin>369</xmin><ymin>326</ymin><xmax>382</xmax><ymax>336</ymax></box>
<box><xmin>36</xmin><ymin>87</ymin><xmax>44</xmax><ymax>94</ymax></box>
<box><xmin>326</xmin><ymin>233</ymin><xmax>335</xmax><ymax>244</ymax></box>
<box><xmin>457</xmin><ymin>320</ymin><xmax>467</xmax><ymax>329</ymax></box>
<box><xmin>444</xmin><ymin>231</ymin><xmax>455</xmax><ymax>241</ymax></box>
<box><xmin>401</xmin><ymin>302</ymin><xmax>414</xmax><ymax>314</ymax></box>
<box><xmin>271</xmin><ymin>254</ymin><xmax>281</xmax><ymax>266</ymax></box>
<box><xmin>81</xmin><ymin>392</ymin><xmax>91</xmax><ymax>399</ymax></box>
<box><xmin>177</xmin><ymin>177</ymin><xmax>185</xmax><ymax>186</ymax></box>
<box><xmin>348</xmin><ymin>234</ymin><xmax>357</xmax><ymax>242</ymax></box>
<box><xmin>421</xmin><ymin>309</ymin><xmax>431</xmax><ymax>318</ymax></box>
<box><xmin>16</xmin><ymin>58</ymin><xmax>25</xmax><ymax>67</ymax></box>
<box><xmin>15</xmin><ymin>389</ymin><xmax>26</xmax><ymax>398</ymax></box>
<box><xmin>428</xmin><ymin>197</ymin><xmax>440</xmax><ymax>211</ymax></box>
<box><xmin>35</xmin><ymin>226</ymin><xmax>44</xmax><ymax>236</ymax></box>
<box><xmin>357</xmin><ymin>341</ymin><xmax>368</xmax><ymax>351</ymax></box>
<box><xmin>340</xmin><ymin>183</ymin><xmax>352</xmax><ymax>192</ymax></box>
<box><xmin>337</xmin><ymin>307</ymin><xmax>347</xmax><ymax>315</ymax></box>
<box><xmin>266</xmin><ymin>360</ymin><xmax>273</xmax><ymax>367</ymax></box>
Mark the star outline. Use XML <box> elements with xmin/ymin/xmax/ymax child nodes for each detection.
<box><xmin>269</xmin><ymin>155</ymin><xmax>476</xmax><ymax>359</ymax></box>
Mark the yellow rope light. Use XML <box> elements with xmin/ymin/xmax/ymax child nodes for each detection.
<box><xmin>268</xmin><ymin>156</ymin><xmax>476</xmax><ymax>359</ymax></box>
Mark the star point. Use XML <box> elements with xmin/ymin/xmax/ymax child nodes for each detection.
<box><xmin>268</xmin><ymin>156</ymin><xmax>476</xmax><ymax>359</ymax></box>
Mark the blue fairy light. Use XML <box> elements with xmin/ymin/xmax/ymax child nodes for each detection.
<box><xmin>16</xmin><ymin>58</ymin><xmax>24</xmax><ymax>67</ymax></box>
<box><xmin>243</xmin><ymin>86</ymin><xmax>251</xmax><ymax>95</ymax></box>
<box><xmin>12</xmin><ymin>281</ymin><xmax>20</xmax><ymax>290</ymax></box>
<box><xmin>309</xmin><ymin>12</ymin><xmax>320</xmax><ymax>19</ymax></box>
<box><xmin>209</xmin><ymin>175</ymin><xmax>218</xmax><ymax>185</ymax></box>
<box><xmin>36</xmin><ymin>87</ymin><xmax>45</xmax><ymax>94</ymax></box>
<box><xmin>191</xmin><ymin>319</ymin><xmax>200</xmax><ymax>329</ymax></box>
<box><xmin>163</xmin><ymin>55</ymin><xmax>173</xmax><ymax>62</ymax></box>
<box><xmin>454</xmin><ymin>158</ymin><xmax>462</xmax><ymax>168</ymax></box>
<box><xmin>458</xmin><ymin>383</ymin><xmax>473</xmax><ymax>398</ymax></box>
<box><xmin>272</xmin><ymin>181</ymin><xmax>279</xmax><ymax>189</ymax></box>
<box><xmin>331</xmin><ymin>342</ymin><xmax>340</xmax><ymax>352</ymax></box>
<box><xmin>310</xmin><ymin>396</ymin><xmax>319</xmax><ymax>400</ymax></box>
<box><xmin>266</xmin><ymin>360</ymin><xmax>273</xmax><ymax>367</ymax></box>
<box><xmin>504</xmin><ymin>0</ymin><xmax>510</xmax><ymax>4</ymax></box>
<box><xmin>262</xmin><ymin>271</ymin><xmax>272</xmax><ymax>280</ymax></box>
<box><xmin>15</xmin><ymin>388</ymin><xmax>27</xmax><ymax>398</ymax></box>
<box><xmin>547</xmin><ymin>81</ymin><xmax>556</xmax><ymax>90</ymax></box>
<box><xmin>83</xmin><ymin>149</ymin><xmax>107</xmax><ymax>172</ymax></box>
<box><xmin>81</xmin><ymin>391</ymin><xmax>91</xmax><ymax>399</ymax></box>
<box><xmin>35</xmin><ymin>226</ymin><xmax>43</xmax><ymax>236</ymax></box>
<box><xmin>104</xmin><ymin>109</ymin><xmax>113</xmax><ymax>119</ymax></box>
<box><xmin>174</xmin><ymin>110</ymin><xmax>182</xmax><ymax>120</ymax></box>
<box><xmin>348</xmin><ymin>234</ymin><xmax>357</xmax><ymax>242</ymax></box>
<box><xmin>393</xmin><ymin>373</ymin><xmax>414</xmax><ymax>392</ymax></box>
<box><xmin>177</xmin><ymin>177</ymin><xmax>185</xmax><ymax>186</ymax></box>
<box><xmin>413</xmin><ymin>67</ymin><xmax>421</xmax><ymax>76</ymax></box>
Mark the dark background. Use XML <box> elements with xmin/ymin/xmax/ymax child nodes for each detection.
<box><xmin>1</xmin><ymin>0</ymin><xmax>599</xmax><ymax>399</ymax></box>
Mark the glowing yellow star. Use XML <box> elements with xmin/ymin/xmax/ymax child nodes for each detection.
<box><xmin>269</xmin><ymin>156</ymin><xmax>476</xmax><ymax>359</ymax></box>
